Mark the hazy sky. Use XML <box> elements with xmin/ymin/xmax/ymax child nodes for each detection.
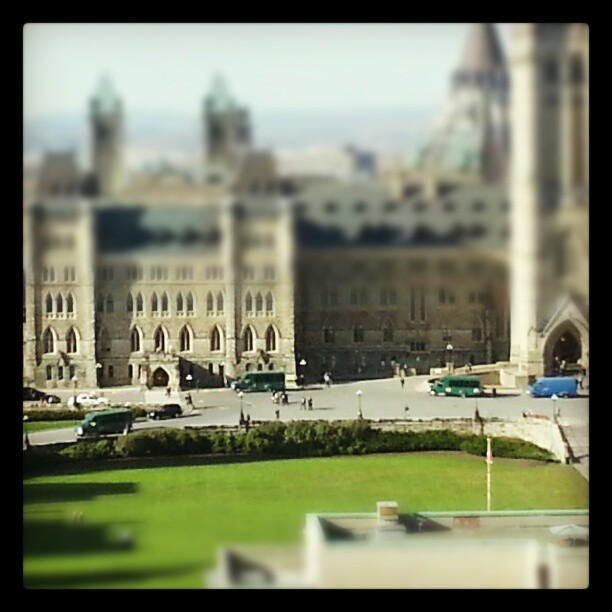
<box><xmin>24</xmin><ymin>23</ymin><xmax>511</xmax><ymax>120</ymax></box>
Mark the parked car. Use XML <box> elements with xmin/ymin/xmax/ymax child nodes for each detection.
<box><xmin>23</xmin><ymin>387</ymin><xmax>46</xmax><ymax>402</ymax></box>
<box><xmin>526</xmin><ymin>377</ymin><xmax>578</xmax><ymax>398</ymax></box>
<box><xmin>67</xmin><ymin>393</ymin><xmax>111</xmax><ymax>408</ymax></box>
<box><xmin>42</xmin><ymin>394</ymin><xmax>61</xmax><ymax>405</ymax></box>
<box><xmin>148</xmin><ymin>404</ymin><xmax>182</xmax><ymax>420</ymax></box>
<box><xmin>75</xmin><ymin>409</ymin><xmax>132</xmax><ymax>439</ymax></box>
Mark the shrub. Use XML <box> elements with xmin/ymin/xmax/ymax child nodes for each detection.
<box><xmin>24</xmin><ymin>410</ymin><xmax>85</xmax><ymax>422</ymax></box>
<box><xmin>60</xmin><ymin>440</ymin><xmax>117</xmax><ymax>460</ymax></box>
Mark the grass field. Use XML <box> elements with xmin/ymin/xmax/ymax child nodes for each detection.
<box><xmin>23</xmin><ymin>452</ymin><xmax>588</xmax><ymax>589</ymax></box>
<box><xmin>25</xmin><ymin>421</ymin><xmax>80</xmax><ymax>433</ymax></box>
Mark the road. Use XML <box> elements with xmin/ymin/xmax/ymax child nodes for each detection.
<box><xmin>26</xmin><ymin>376</ymin><xmax>589</xmax><ymax>456</ymax></box>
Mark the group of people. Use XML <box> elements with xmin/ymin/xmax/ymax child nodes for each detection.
<box><xmin>272</xmin><ymin>391</ymin><xmax>289</xmax><ymax>405</ymax></box>
<box><xmin>300</xmin><ymin>397</ymin><xmax>314</xmax><ymax>410</ymax></box>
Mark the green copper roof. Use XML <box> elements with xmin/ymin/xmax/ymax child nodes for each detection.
<box><xmin>91</xmin><ymin>74</ymin><xmax>120</xmax><ymax>115</ymax></box>
<box><xmin>205</xmin><ymin>74</ymin><xmax>236</xmax><ymax>113</ymax></box>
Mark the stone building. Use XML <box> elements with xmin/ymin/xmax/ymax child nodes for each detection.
<box><xmin>506</xmin><ymin>23</ymin><xmax>589</xmax><ymax>385</ymax></box>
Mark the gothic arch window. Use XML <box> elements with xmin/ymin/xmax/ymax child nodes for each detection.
<box><xmin>176</xmin><ymin>292</ymin><xmax>184</xmax><ymax>313</ymax></box>
<box><xmin>179</xmin><ymin>325</ymin><xmax>192</xmax><ymax>352</ymax></box>
<box><xmin>49</xmin><ymin>267</ymin><xmax>55</xmax><ymax>282</ymax></box>
<box><xmin>217</xmin><ymin>291</ymin><xmax>224</xmax><ymax>313</ymax></box>
<box><xmin>64</xmin><ymin>266</ymin><xmax>70</xmax><ymax>282</ymax></box>
<box><xmin>206</xmin><ymin>292</ymin><xmax>214</xmax><ymax>313</ymax></box>
<box><xmin>255</xmin><ymin>292</ymin><xmax>263</xmax><ymax>314</ymax></box>
<box><xmin>42</xmin><ymin>327</ymin><xmax>56</xmax><ymax>354</ymax></box>
<box><xmin>46</xmin><ymin>365</ymin><xmax>53</xmax><ymax>380</ymax></box>
<box><xmin>265</xmin><ymin>326</ymin><xmax>277</xmax><ymax>352</ymax></box>
<box><xmin>66</xmin><ymin>293</ymin><xmax>74</xmax><ymax>314</ymax></box>
<box><xmin>210</xmin><ymin>326</ymin><xmax>222</xmax><ymax>352</ymax></box>
<box><xmin>106</xmin><ymin>293</ymin><xmax>114</xmax><ymax>313</ymax></box>
<box><xmin>151</xmin><ymin>292</ymin><xmax>159</xmax><ymax>314</ymax></box>
<box><xmin>187</xmin><ymin>291</ymin><xmax>195</xmax><ymax>313</ymax></box>
<box><xmin>353</xmin><ymin>325</ymin><xmax>364</xmax><ymax>343</ymax></box>
<box><xmin>97</xmin><ymin>327</ymin><xmax>111</xmax><ymax>354</ymax></box>
<box><xmin>265</xmin><ymin>292</ymin><xmax>274</xmax><ymax>314</ymax></box>
<box><xmin>154</xmin><ymin>326</ymin><xmax>167</xmax><ymax>352</ymax></box>
<box><xmin>161</xmin><ymin>292</ymin><xmax>169</xmax><ymax>314</ymax></box>
<box><xmin>66</xmin><ymin>327</ymin><xmax>78</xmax><ymax>353</ymax></box>
<box><xmin>243</xmin><ymin>326</ymin><xmax>254</xmax><ymax>352</ymax></box>
<box><xmin>245</xmin><ymin>292</ymin><xmax>253</xmax><ymax>314</ymax></box>
<box><xmin>56</xmin><ymin>293</ymin><xmax>64</xmax><ymax>313</ymax></box>
<box><xmin>45</xmin><ymin>293</ymin><xmax>53</xmax><ymax>314</ymax></box>
<box><xmin>43</xmin><ymin>267</ymin><xmax>49</xmax><ymax>282</ymax></box>
<box><xmin>127</xmin><ymin>293</ymin><xmax>134</xmax><ymax>313</ymax></box>
<box><xmin>136</xmin><ymin>292</ymin><xmax>144</xmax><ymax>313</ymax></box>
<box><xmin>130</xmin><ymin>326</ymin><xmax>142</xmax><ymax>353</ymax></box>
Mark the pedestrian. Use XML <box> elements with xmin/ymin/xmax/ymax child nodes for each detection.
<box><xmin>560</xmin><ymin>360</ymin><xmax>566</xmax><ymax>376</ymax></box>
<box><xmin>275</xmin><ymin>409</ymin><xmax>280</xmax><ymax>420</ymax></box>
<box><xmin>166</xmin><ymin>386</ymin><xmax>171</xmax><ymax>397</ymax></box>
<box><xmin>245</xmin><ymin>414</ymin><xmax>251</xmax><ymax>432</ymax></box>
<box><xmin>308</xmin><ymin>397</ymin><xmax>313</xmax><ymax>411</ymax></box>
<box><xmin>404</xmin><ymin>405</ymin><xmax>409</xmax><ymax>416</ymax></box>
<box><xmin>400</xmin><ymin>377</ymin><xmax>405</xmax><ymax>389</ymax></box>
<box><xmin>358</xmin><ymin>408</ymin><xmax>363</xmax><ymax>420</ymax></box>
<box><xmin>577</xmin><ymin>373</ymin><xmax>583</xmax><ymax>389</ymax></box>
<box><xmin>492</xmin><ymin>387</ymin><xmax>497</xmax><ymax>398</ymax></box>
<box><xmin>467</xmin><ymin>362</ymin><xmax>473</xmax><ymax>373</ymax></box>
<box><xmin>301</xmin><ymin>396</ymin><xmax>306</xmax><ymax>411</ymax></box>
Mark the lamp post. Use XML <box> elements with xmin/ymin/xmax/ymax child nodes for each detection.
<box><xmin>238</xmin><ymin>391</ymin><xmax>244</xmax><ymax>425</ymax></box>
<box><xmin>186</xmin><ymin>373</ymin><xmax>193</xmax><ymax>389</ymax></box>
<box><xmin>551</xmin><ymin>394</ymin><xmax>559</xmax><ymax>422</ymax></box>
<box><xmin>23</xmin><ymin>415</ymin><xmax>30</xmax><ymax>450</ymax></box>
<box><xmin>71</xmin><ymin>375</ymin><xmax>78</xmax><ymax>407</ymax></box>
<box><xmin>299</xmin><ymin>358</ymin><xmax>307</xmax><ymax>386</ymax></box>
<box><xmin>96</xmin><ymin>362</ymin><xmax>102</xmax><ymax>387</ymax></box>
<box><xmin>446</xmin><ymin>343</ymin><xmax>454</xmax><ymax>373</ymax></box>
<box><xmin>356</xmin><ymin>389</ymin><xmax>363</xmax><ymax>419</ymax></box>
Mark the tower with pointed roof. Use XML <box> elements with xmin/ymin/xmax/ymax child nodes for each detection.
<box><xmin>202</xmin><ymin>74</ymin><xmax>251</xmax><ymax>183</ymax></box>
<box><xmin>90</xmin><ymin>74</ymin><xmax>123</xmax><ymax>197</ymax></box>
<box><xmin>414</xmin><ymin>23</ymin><xmax>510</xmax><ymax>186</ymax></box>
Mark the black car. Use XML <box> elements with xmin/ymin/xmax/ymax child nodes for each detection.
<box><xmin>23</xmin><ymin>387</ymin><xmax>46</xmax><ymax>401</ymax></box>
<box><xmin>43</xmin><ymin>394</ymin><xmax>62</xmax><ymax>405</ymax></box>
<box><xmin>148</xmin><ymin>404</ymin><xmax>182</xmax><ymax>420</ymax></box>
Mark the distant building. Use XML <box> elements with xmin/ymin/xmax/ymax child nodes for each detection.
<box><xmin>208</xmin><ymin>505</ymin><xmax>589</xmax><ymax>588</ymax></box>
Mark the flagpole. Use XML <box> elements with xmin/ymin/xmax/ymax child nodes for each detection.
<box><xmin>486</xmin><ymin>436</ymin><xmax>492</xmax><ymax>512</ymax></box>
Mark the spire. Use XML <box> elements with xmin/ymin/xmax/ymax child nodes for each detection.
<box><xmin>457</xmin><ymin>24</ymin><xmax>505</xmax><ymax>73</ymax></box>
<box><xmin>206</xmin><ymin>73</ymin><xmax>236</xmax><ymax>113</ymax></box>
<box><xmin>91</xmin><ymin>73</ymin><xmax>120</xmax><ymax>115</ymax></box>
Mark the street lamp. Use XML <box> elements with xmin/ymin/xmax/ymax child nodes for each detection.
<box><xmin>238</xmin><ymin>391</ymin><xmax>244</xmax><ymax>425</ymax></box>
<box><xmin>551</xmin><ymin>394</ymin><xmax>559</xmax><ymax>422</ymax></box>
<box><xmin>96</xmin><ymin>362</ymin><xmax>103</xmax><ymax>387</ymax></box>
<box><xmin>23</xmin><ymin>415</ymin><xmax>30</xmax><ymax>449</ymax></box>
<box><xmin>446</xmin><ymin>343</ymin><xmax>454</xmax><ymax>373</ymax></box>
<box><xmin>299</xmin><ymin>358</ymin><xmax>307</xmax><ymax>386</ymax></box>
<box><xmin>71</xmin><ymin>375</ymin><xmax>78</xmax><ymax>407</ymax></box>
<box><xmin>186</xmin><ymin>373</ymin><xmax>193</xmax><ymax>389</ymax></box>
<box><xmin>356</xmin><ymin>389</ymin><xmax>363</xmax><ymax>419</ymax></box>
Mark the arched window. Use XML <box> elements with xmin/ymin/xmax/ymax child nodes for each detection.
<box><xmin>43</xmin><ymin>267</ymin><xmax>49</xmax><ymax>282</ymax></box>
<box><xmin>243</xmin><ymin>327</ymin><xmax>254</xmax><ymax>351</ymax></box>
<box><xmin>154</xmin><ymin>326</ymin><xmax>166</xmax><ymax>352</ymax></box>
<box><xmin>66</xmin><ymin>293</ymin><xmax>74</xmax><ymax>314</ymax></box>
<box><xmin>130</xmin><ymin>327</ymin><xmax>141</xmax><ymax>352</ymax></box>
<box><xmin>64</xmin><ymin>266</ymin><xmax>70</xmax><ymax>282</ymax></box>
<box><xmin>265</xmin><ymin>326</ymin><xmax>277</xmax><ymax>352</ymax></box>
<box><xmin>136</xmin><ymin>292</ymin><xmax>144</xmax><ymax>313</ymax></box>
<box><xmin>42</xmin><ymin>327</ymin><xmax>55</xmax><ymax>353</ymax></box>
<box><xmin>128</xmin><ymin>364</ymin><xmax>133</xmax><ymax>380</ymax></box>
<box><xmin>151</xmin><ymin>292</ymin><xmax>159</xmax><ymax>313</ymax></box>
<box><xmin>265</xmin><ymin>292</ymin><xmax>274</xmax><ymax>314</ymax></box>
<box><xmin>127</xmin><ymin>293</ymin><xmax>133</xmax><ymax>313</ymax></box>
<box><xmin>382</xmin><ymin>323</ymin><xmax>394</xmax><ymax>342</ymax></box>
<box><xmin>45</xmin><ymin>293</ymin><xmax>53</xmax><ymax>314</ymax></box>
<box><xmin>176</xmin><ymin>292</ymin><xmax>184</xmax><ymax>312</ymax></box>
<box><xmin>211</xmin><ymin>326</ymin><xmax>222</xmax><ymax>351</ymax></box>
<box><xmin>353</xmin><ymin>326</ymin><xmax>364</xmax><ymax>343</ymax></box>
<box><xmin>245</xmin><ymin>292</ymin><xmax>253</xmax><ymax>313</ymax></box>
<box><xmin>187</xmin><ymin>292</ymin><xmax>194</xmax><ymax>313</ymax></box>
<box><xmin>46</xmin><ymin>365</ymin><xmax>53</xmax><ymax>380</ymax></box>
<box><xmin>106</xmin><ymin>293</ymin><xmax>114</xmax><ymax>313</ymax></box>
<box><xmin>49</xmin><ymin>267</ymin><xmax>55</xmax><ymax>282</ymax></box>
<box><xmin>56</xmin><ymin>294</ymin><xmax>63</xmax><ymax>313</ymax></box>
<box><xmin>66</xmin><ymin>327</ymin><xmax>78</xmax><ymax>353</ymax></box>
<box><xmin>97</xmin><ymin>327</ymin><xmax>111</xmax><ymax>354</ymax></box>
<box><xmin>206</xmin><ymin>292</ymin><xmax>214</xmax><ymax>313</ymax></box>
<box><xmin>217</xmin><ymin>292</ymin><xmax>224</xmax><ymax>313</ymax></box>
<box><xmin>161</xmin><ymin>292</ymin><xmax>169</xmax><ymax>313</ymax></box>
<box><xmin>96</xmin><ymin>293</ymin><xmax>104</xmax><ymax>312</ymax></box>
<box><xmin>179</xmin><ymin>325</ymin><xmax>192</xmax><ymax>352</ymax></box>
<box><xmin>255</xmin><ymin>292</ymin><xmax>263</xmax><ymax>313</ymax></box>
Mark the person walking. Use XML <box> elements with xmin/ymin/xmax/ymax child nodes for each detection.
<box><xmin>245</xmin><ymin>414</ymin><xmax>251</xmax><ymax>432</ymax></box>
<box><xmin>560</xmin><ymin>360</ymin><xmax>566</xmax><ymax>376</ymax></box>
<box><xmin>404</xmin><ymin>405</ymin><xmax>410</xmax><ymax>416</ymax></box>
<box><xmin>275</xmin><ymin>409</ymin><xmax>280</xmax><ymax>420</ymax></box>
<box><xmin>492</xmin><ymin>387</ymin><xmax>497</xmax><ymax>398</ymax></box>
<box><xmin>358</xmin><ymin>408</ymin><xmax>363</xmax><ymax>420</ymax></box>
<box><xmin>400</xmin><ymin>377</ymin><xmax>405</xmax><ymax>389</ymax></box>
<box><xmin>308</xmin><ymin>397</ymin><xmax>313</xmax><ymax>411</ymax></box>
<box><xmin>301</xmin><ymin>396</ymin><xmax>306</xmax><ymax>411</ymax></box>
<box><xmin>577</xmin><ymin>373</ymin><xmax>583</xmax><ymax>389</ymax></box>
<box><xmin>166</xmin><ymin>385</ymin><xmax>171</xmax><ymax>397</ymax></box>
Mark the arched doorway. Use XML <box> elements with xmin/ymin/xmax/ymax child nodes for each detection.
<box><xmin>152</xmin><ymin>367</ymin><xmax>170</xmax><ymax>387</ymax></box>
<box><xmin>544</xmin><ymin>321</ymin><xmax>583</xmax><ymax>375</ymax></box>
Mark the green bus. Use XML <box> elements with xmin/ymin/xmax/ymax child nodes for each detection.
<box><xmin>232</xmin><ymin>371</ymin><xmax>286</xmax><ymax>392</ymax></box>
<box><xmin>75</xmin><ymin>409</ymin><xmax>133</xmax><ymax>439</ymax></box>
<box><xmin>430</xmin><ymin>375</ymin><xmax>483</xmax><ymax>398</ymax></box>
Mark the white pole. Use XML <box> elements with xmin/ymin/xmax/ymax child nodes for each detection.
<box><xmin>486</xmin><ymin>436</ymin><xmax>492</xmax><ymax>512</ymax></box>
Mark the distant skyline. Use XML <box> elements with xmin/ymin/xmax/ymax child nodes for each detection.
<box><xmin>24</xmin><ymin>23</ymin><xmax>511</xmax><ymax>121</ymax></box>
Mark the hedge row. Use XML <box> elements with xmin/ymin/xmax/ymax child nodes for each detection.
<box><xmin>51</xmin><ymin>421</ymin><xmax>555</xmax><ymax>463</ymax></box>
<box><xmin>24</xmin><ymin>406</ymin><xmax>148</xmax><ymax>422</ymax></box>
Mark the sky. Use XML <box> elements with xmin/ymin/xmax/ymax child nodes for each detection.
<box><xmin>24</xmin><ymin>23</ymin><xmax>511</xmax><ymax>121</ymax></box>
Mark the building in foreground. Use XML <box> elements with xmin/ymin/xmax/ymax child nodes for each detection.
<box><xmin>208</xmin><ymin>503</ymin><xmax>589</xmax><ymax>589</ymax></box>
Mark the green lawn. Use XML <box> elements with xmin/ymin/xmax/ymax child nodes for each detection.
<box><xmin>23</xmin><ymin>452</ymin><xmax>588</xmax><ymax>589</ymax></box>
<box><xmin>25</xmin><ymin>421</ymin><xmax>80</xmax><ymax>433</ymax></box>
